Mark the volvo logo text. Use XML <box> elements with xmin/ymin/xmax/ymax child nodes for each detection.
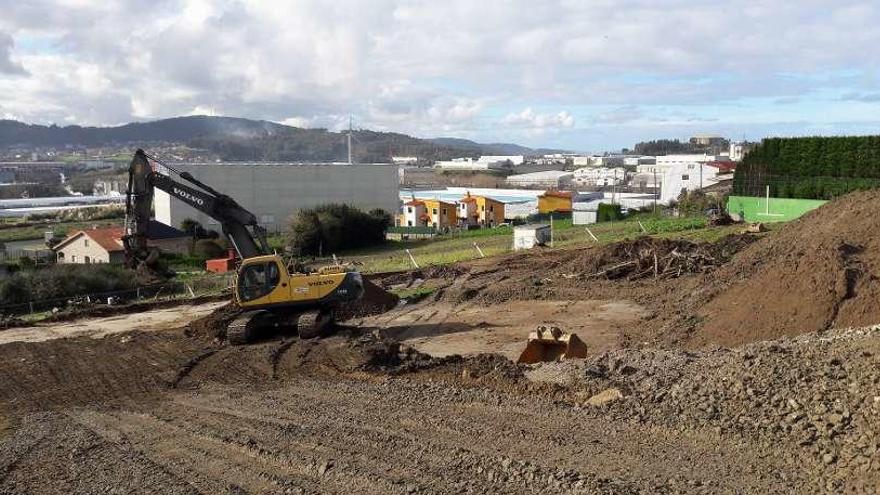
<box><xmin>173</xmin><ymin>187</ymin><xmax>204</xmax><ymax>206</ymax></box>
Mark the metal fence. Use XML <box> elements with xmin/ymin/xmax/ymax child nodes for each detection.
<box><xmin>0</xmin><ymin>273</ymin><xmax>234</xmax><ymax>317</ymax></box>
<box><xmin>0</xmin><ymin>248</ymin><xmax>54</xmax><ymax>262</ymax></box>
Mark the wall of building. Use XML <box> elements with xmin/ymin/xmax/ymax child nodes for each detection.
<box><xmin>660</xmin><ymin>163</ymin><xmax>722</xmax><ymax>203</ymax></box>
<box><xmin>538</xmin><ymin>195</ymin><xmax>572</xmax><ymax>213</ymax></box>
<box><xmin>727</xmin><ymin>195</ymin><xmax>827</xmax><ymax>223</ymax></box>
<box><xmin>154</xmin><ymin>163</ymin><xmax>399</xmax><ymax>232</ymax></box>
<box><xmin>422</xmin><ymin>199</ymin><xmax>457</xmax><ymax>228</ymax></box>
<box><xmin>55</xmin><ymin>234</ymin><xmax>112</xmax><ymax>264</ymax></box>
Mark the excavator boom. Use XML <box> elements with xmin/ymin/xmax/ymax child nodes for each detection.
<box><xmin>123</xmin><ymin>149</ymin><xmax>269</xmax><ymax>268</ymax></box>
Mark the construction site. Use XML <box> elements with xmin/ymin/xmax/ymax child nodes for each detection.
<box><xmin>1</xmin><ymin>187</ymin><xmax>879</xmax><ymax>494</ymax></box>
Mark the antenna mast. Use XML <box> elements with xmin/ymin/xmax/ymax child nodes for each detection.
<box><xmin>347</xmin><ymin>115</ymin><xmax>353</xmax><ymax>165</ymax></box>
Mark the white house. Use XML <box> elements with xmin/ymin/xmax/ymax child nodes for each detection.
<box><xmin>400</xmin><ymin>199</ymin><xmax>427</xmax><ymax>227</ymax></box>
<box><xmin>659</xmin><ymin>162</ymin><xmax>725</xmax><ymax>203</ymax></box>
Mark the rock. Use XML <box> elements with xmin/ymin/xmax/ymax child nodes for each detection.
<box><xmin>822</xmin><ymin>453</ymin><xmax>836</xmax><ymax>465</ymax></box>
<box><xmin>586</xmin><ymin>388</ymin><xmax>624</xmax><ymax>407</ymax></box>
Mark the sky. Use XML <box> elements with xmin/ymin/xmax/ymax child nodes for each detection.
<box><xmin>0</xmin><ymin>1</ymin><xmax>879</xmax><ymax>152</ymax></box>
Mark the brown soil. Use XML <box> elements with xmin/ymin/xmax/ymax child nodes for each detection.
<box><xmin>687</xmin><ymin>190</ymin><xmax>880</xmax><ymax>346</ymax></box>
<box><xmin>5</xmin><ymin>191</ymin><xmax>880</xmax><ymax>493</ymax></box>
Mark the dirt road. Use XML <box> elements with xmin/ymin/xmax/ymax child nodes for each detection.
<box><xmin>0</xmin><ymin>301</ymin><xmax>226</xmax><ymax>345</ymax></box>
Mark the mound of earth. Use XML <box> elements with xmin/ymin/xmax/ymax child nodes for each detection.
<box><xmin>687</xmin><ymin>190</ymin><xmax>880</xmax><ymax>347</ymax></box>
<box><xmin>526</xmin><ymin>324</ymin><xmax>880</xmax><ymax>493</ymax></box>
<box><xmin>429</xmin><ymin>234</ymin><xmax>756</xmax><ymax>308</ymax></box>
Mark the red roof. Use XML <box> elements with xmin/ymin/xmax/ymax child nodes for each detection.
<box><xmin>404</xmin><ymin>199</ymin><xmax>425</xmax><ymax>206</ymax></box>
<box><xmin>539</xmin><ymin>190</ymin><xmax>573</xmax><ymax>199</ymax></box>
<box><xmin>706</xmin><ymin>161</ymin><xmax>736</xmax><ymax>173</ymax></box>
<box><xmin>54</xmin><ymin>226</ymin><xmax>124</xmax><ymax>252</ymax></box>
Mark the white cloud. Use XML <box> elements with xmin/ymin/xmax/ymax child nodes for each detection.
<box><xmin>0</xmin><ymin>0</ymin><xmax>878</xmax><ymax>148</ymax></box>
<box><xmin>502</xmin><ymin>108</ymin><xmax>574</xmax><ymax>131</ymax></box>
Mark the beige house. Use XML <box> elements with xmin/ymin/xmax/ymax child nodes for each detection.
<box><xmin>53</xmin><ymin>221</ymin><xmax>191</xmax><ymax>264</ymax></box>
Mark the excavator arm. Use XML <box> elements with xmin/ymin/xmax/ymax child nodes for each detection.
<box><xmin>123</xmin><ymin>149</ymin><xmax>270</xmax><ymax>268</ymax></box>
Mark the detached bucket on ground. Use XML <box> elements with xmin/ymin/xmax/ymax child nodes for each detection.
<box><xmin>517</xmin><ymin>325</ymin><xmax>588</xmax><ymax>364</ymax></box>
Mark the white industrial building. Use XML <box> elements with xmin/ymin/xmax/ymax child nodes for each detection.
<box><xmin>506</xmin><ymin>170</ymin><xmax>574</xmax><ymax>189</ymax></box>
<box><xmin>391</xmin><ymin>156</ymin><xmax>419</xmax><ymax>164</ymax></box>
<box><xmin>154</xmin><ymin>162</ymin><xmax>399</xmax><ymax>233</ymax></box>
<box><xmin>571</xmin><ymin>155</ymin><xmax>626</xmax><ymax>168</ymax></box>
<box><xmin>433</xmin><ymin>155</ymin><xmax>524</xmax><ymax>171</ymax></box>
<box><xmin>637</xmin><ymin>154</ymin><xmax>729</xmax><ymax>176</ymax></box>
<box><xmin>623</xmin><ymin>156</ymin><xmax>656</xmax><ymax>167</ymax></box>
<box><xmin>659</xmin><ymin>162</ymin><xmax>725</xmax><ymax>203</ymax></box>
<box><xmin>572</xmin><ymin>167</ymin><xmax>628</xmax><ymax>187</ymax></box>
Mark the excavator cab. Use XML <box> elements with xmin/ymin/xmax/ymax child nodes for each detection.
<box><xmin>227</xmin><ymin>254</ymin><xmax>364</xmax><ymax>344</ymax></box>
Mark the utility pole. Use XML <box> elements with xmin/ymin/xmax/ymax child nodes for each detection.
<box><xmin>347</xmin><ymin>114</ymin><xmax>353</xmax><ymax>165</ymax></box>
<box><xmin>699</xmin><ymin>162</ymin><xmax>703</xmax><ymax>190</ymax></box>
<box><xmin>653</xmin><ymin>167</ymin><xmax>658</xmax><ymax>214</ymax></box>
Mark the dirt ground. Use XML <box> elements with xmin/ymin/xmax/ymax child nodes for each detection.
<box><xmin>3</xmin><ymin>193</ymin><xmax>880</xmax><ymax>493</ymax></box>
<box><xmin>0</xmin><ymin>305</ymin><xmax>876</xmax><ymax>493</ymax></box>
<box><xmin>0</xmin><ymin>301</ymin><xmax>226</xmax><ymax>345</ymax></box>
<box><xmin>361</xmin><ymin>300</ymin><xmax>645</xmax><ymax>360</ymax></box>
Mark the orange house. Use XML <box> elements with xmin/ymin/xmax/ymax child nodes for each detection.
<box><xmin>399</xmin><ymin>198</ymin><xmax>457</xmax><ymax>229</ymax></box>
<box><xmin>538</xmin><ymin>190</ymin><xmax>574</xmax><ymax>214</ymax></box>
<box><xmin>458</xmin><ymin>193</ymin><xmax>505</xmax><ymax>227</ymax></box>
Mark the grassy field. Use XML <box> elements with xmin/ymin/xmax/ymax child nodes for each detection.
<box><xmin>309</xmin><ymin>214</ymin><xmax>747</xmax><ymax>274</ymax></box>
<box><xmin>0</xmin><ymin>218</ymin><xmax>121</xmax><ymax>244</ymax></box>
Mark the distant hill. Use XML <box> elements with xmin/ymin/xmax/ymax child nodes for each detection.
<box><xmin>429</xmin><ymin>137</ymin><xmax>566</xmax><ymax>156</ymax></box>
<box><xmin>0</xmin><ymin>116</ymin><xmax>562</xmax><ymax>162</ymax></box>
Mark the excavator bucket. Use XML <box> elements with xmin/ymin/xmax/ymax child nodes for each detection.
<box><xmin>517</xmin><ymin>325</ymin><xmax>588</xmax><ymax>364</ymax></box>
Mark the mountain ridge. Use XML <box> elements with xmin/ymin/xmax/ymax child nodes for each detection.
<box><xmin>0</xmin><ymin>116</ymin><xmax>566</xmax><ymax>162</ymax></box>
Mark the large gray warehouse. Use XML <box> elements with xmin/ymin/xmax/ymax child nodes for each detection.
<box><xmin>154</xmin><ymin>162</ymin><xmax>399</xmax><ymax>233</ymax></box>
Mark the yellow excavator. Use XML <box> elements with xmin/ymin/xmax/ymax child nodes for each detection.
<box><xmin>122</xmin><ymin>149</ymin><xmax>364</xmax><ymax>344</ymax></box>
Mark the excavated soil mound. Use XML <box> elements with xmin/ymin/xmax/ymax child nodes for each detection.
<box><xmin>433</xmin><ymin>234</ymin><xmax>756</xmax><ymax>307</ymax></box>
<box><xmin>173</xmin><ymin>329</ymin><xmax>444</xmax><ymax>388</ymax></box>
<box><xmin>688</xmin><ymin>190</ymin><xmax>880</xmax><ymax>347</ymax></box>
<box><xmin>333</xmin><ymin>279</ymin><xmax>400</xmax><ymax>321</ymax></box>
<box><xmin>184</xmin><ymin>303</ymin><xmax>240</xmax><ymax>341</ymax></box>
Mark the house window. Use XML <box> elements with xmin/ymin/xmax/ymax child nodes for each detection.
<box><xmin>432</xmin><ymin>222</ymin><xmax>437</xmax><ymax>228</ymax></box>
<box><xmin>84</xmin><ymin>256</ymin><xmax>91</xmax><ymax>264</ymax></box>
<box><xmin>441</xmin><ymin>208</ymin><xmax>447</xmax><ymax>215</ymax></box>
<box><xmin>407</xmin><ymin>207</ymin><xmax>412</xmax><ymax>213</ymax></box>
<box><xmin>481</xmin><ymin>205</ymin><xmax>485</xmax><ymax>212</ymax></box>
<box><xmin>432</xmin><ymin>208</ymin><xmax>438</xmax><ymax>215</ymax></box>
<box><xmin>489</xmin><ymin>205</ymin><xmax>494</xmax><ymax>212</ymax></box>
<box><xmin>84</xmin><ymin>239</ymin><xmax>89</xmax><ymax>247</ymax></box>
<box><xmin>57</xmin><ymin>252</ymin><xmax>65</xmax><ymax>261</ymax></box>
<box><xmin>407</xmin><ymin>220</ymin><xmax>413</xmax><ymax>226</ymax></box>
<box><xmin>682</xmin><ymin>174</ymin><xmax>689</xmax><ymax>180</ymax></box>
<box><xmin>71</xmin><ymin>255</ymin><xmax>77</xmax><ymax>262</ymax></box>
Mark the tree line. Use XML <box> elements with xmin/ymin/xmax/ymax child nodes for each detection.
<box><xmin>734</xmin><ymin>136</ymin><xmax>880</xmax><ymax>199</ymax></box>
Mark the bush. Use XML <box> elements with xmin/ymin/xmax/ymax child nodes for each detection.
<box><xmin>287</xmin><ymin>204</ymin><xmax>391</xmax><ymax>256</ymax></box>
<box><xmin>0</xmin><ymin>264</ymin><xmax>139</xmax><ymax>306</ymax></box>
<box><xmin>193</xmin><ymin>238</ymin><xmax>227</xmax><ymax>259</ymax></box>
<box><xmin>596</xmin><ymin>203</ymin><xmax>623</xmax><ymax>222</ymax></box>
<box><xmin>180</xmin><ymin>218</ymin><xmax>219</xmax><ymax>240</ymax></box>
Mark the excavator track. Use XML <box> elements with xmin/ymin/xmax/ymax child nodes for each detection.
<box><xmin>227</xmin><ymin>310</ymin><xmax>275</xmax><ymax>345</ymax></box>
<box><xmin>297</xmin><ymin>310</ymin><xmax>332</xmax><ymax>339</ymax></box>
